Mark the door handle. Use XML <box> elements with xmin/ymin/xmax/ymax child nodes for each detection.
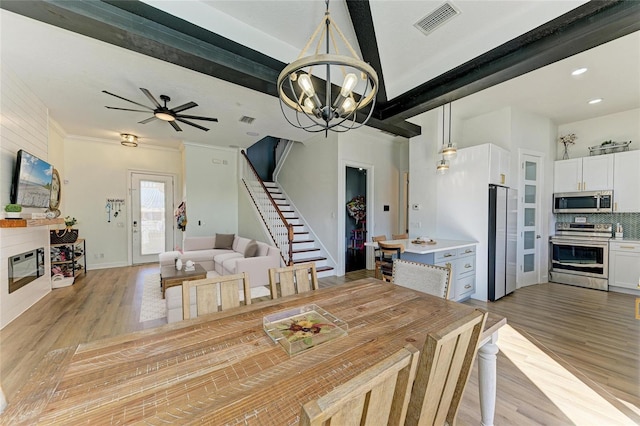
<box><xmin>536</xmin><ymin>235</ymin><xmax>541</xmax><ymax>239</ymax></box>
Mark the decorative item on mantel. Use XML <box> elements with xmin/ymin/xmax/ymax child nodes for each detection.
<box><xmin>50</xmin><ymin>216</ymin><xmax>79</xmax><ymax>244</ymax></box>
<box><xmin>559</xmin><ymin>133</ymin><xmax>577</xmax><ymax>160</ymax></box>
<box><xmin>4</xmin><ymin>203</ymin><xmax>22</xmax><ymax>219</ymax></box>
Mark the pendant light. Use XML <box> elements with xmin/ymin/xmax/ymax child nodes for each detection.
<box><xmin>436</xmin><ymin>105</ymin><xmax>449</xmax><ymax>174</ymax></box>
<box><xmin>440</xmin><ymin>103</ymin><xmax>457</xmax><ymax>159</ymax></box>
<box><xmin>120</xmin><ymin>133</ymin><xmax>138</xmax><ymax>147</ymax></box>
<box><xmin>277</xmin><ymin>0</ymin><xmax>379</xmax><ymax>135</ymax></box>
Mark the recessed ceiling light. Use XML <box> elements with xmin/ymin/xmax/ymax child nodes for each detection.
<box><xmin>246</xmin><ymin>131</ymin><xmax>259</xmax><ymax>137</ymax></box>
<box><xmin>588</xmin><ymin>98</ymin><xmax>603</xmax><ymax>105</ymax></box>
<box><xmin>571</xmin><ymin>67</ymin><xmax>588</xmax><ymax>76</ymax></box>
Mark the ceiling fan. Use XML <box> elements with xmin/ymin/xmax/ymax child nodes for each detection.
<box><xmin>103</xmin><ymin>88</ymin><xmax>218</xmax><ymax>132</ymax></box>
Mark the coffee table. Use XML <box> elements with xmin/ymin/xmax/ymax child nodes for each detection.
<box><xmin>160</xmin><ymin>263</ymin><xmax>207</xmax><ymax>298</ymax></box>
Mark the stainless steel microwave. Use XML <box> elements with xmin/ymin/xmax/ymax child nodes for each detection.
<box><xmin>553</xmin><ymin>190</ymin><xmax>613</xmax><ymax>213</ymax></box>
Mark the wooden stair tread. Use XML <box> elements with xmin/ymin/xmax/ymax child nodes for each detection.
<box><xmin>316</xmin><ymin>266</ymin><xmax>334</xmax><ymax>273</ymax></box>
<box><xmin>292</xmin><ymin>239</ymin><xmax>314</xmax><ymax>244</ymax></box>
<box><xmin>293</xmin><ymin>256</ymin><xmax>326</xmax><ymax>264</ymax></box>
<box><xmin>292</xmin><ymin>248</ymin><xmax>320</xmax><ymax>254</ymax></box>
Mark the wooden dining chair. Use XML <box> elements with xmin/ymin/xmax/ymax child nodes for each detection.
<box><xmin>371</xmin><ymin>235</ymin><xmax>388</xmax><ymax>279</ymax></box>
<box><xmin>300</xmin><ymin>345</ymin><xmax>420</xmax><ymax>426</ymax></box>
<box><xmin>376</xmin><ymin>241</ymin><xmax>404</xmax><ymax>282</ymax></box>
<box><xmin>392</xmin><ymin>233</ymin><xmax>409</xmax><ymax>240</ymax></box>
<box><xmin>268</xmin><ymin>262</ymin><xmax>319</xmax><ymax>299</ymax></box>
<box><xmin>392</xmin><ymin>259</ymin><xmax>452</xmax><ymax>299</ymax></box>
<box><xmin>182</xmin><ymin>272</ymin><xmax>251</xmax><ymax>320</ymax></box>
<box><xmin>405</xmin><ymin>309</ymin><xmax>488</xmax><ymax>426</ymax></box>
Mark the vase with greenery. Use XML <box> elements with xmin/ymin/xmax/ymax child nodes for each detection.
<box><xmin>4</xmin><ymin>204</ymin><xmax>22</xmax><ymax>219</ymax></box>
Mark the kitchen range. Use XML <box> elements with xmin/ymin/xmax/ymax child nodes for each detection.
<box><xmin>549</xmin><ymin>222</ymin><xmax>612</xmax><ymax>291</ymax></box>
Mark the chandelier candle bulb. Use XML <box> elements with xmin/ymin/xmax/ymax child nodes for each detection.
<box><xmin>340</xmin><ymin>73</ymin><xmax>358</xmax><ymax>96</ymax></box>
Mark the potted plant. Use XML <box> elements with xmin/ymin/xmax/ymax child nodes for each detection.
<box><xmin>64</xmin><ymin>216</ymin><xmax>77</xmax><ymax>229</ymax></box>
<box><xmin>558</xmin><ymin>133</ymin><xmax>577</xmax><ymax>159</ymax></box>
<box><xmin>4</xmin><ymin>204</ymin><xmax>22</xmax><ymax>219</ymax></box>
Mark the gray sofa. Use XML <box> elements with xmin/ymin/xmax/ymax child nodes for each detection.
<box><xmin>160</xmin><ymin>234</ymin><xmax>281</xmax><ymax>323</ymax></box>
<box><xmin>159</xmin><ymin>234</ymin><xmax>282</xmax><ymax>287</ymax></box>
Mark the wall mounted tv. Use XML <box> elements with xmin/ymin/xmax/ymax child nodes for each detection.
<box><xmin>10</xmin><ymin>150</ymin><xmax>54</xmax><ymax>208</ymax></box>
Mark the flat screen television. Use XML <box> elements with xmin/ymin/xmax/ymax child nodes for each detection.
<box><xmin>10</xmin><ymin>149</ymin><xmax>54</xmax><ymax>208</ymax></box>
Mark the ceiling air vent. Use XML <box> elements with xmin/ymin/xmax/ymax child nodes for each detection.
<box><xmin>414</xmin><ymin>2</ymin><xmax>460</xmax><ymax>36</ymax></box>
<box><xmin>239</xmin><ymin>115</ymin><xmax>255</xmax><ymax>124</ymax></box>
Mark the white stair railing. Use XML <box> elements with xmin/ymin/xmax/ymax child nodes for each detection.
<box><xmin>240</xmin><ymin>150</ymin><xmax>293</xmax><ymax>265</ymax></box>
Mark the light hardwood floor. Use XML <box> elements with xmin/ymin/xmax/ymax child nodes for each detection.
<box><xmin>1</xmin><ymin>265</ymin><xmax>638</xmax><ymax>424</ymax></box>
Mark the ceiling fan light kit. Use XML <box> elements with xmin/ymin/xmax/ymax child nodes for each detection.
<box><xmin>277</xmin><ymin>0</ymin><xmax>378</xmax><ymax>135</ymax></box>
<box><xmin>103</xmin><ymin>88</ymin><xmax>218</xmax><ymax>132</ymax></box>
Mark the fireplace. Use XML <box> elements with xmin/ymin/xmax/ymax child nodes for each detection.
<box><xmin>8</xmin><ymin>248</ymin><xmax>45</xmax><ymax>293</ymax></box>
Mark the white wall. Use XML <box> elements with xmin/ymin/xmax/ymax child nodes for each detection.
<box><xmin>64</xmin><ymin>137</ymin><xmax>182</xmax><ymax>269</ymax></box>
<box><xmin>557</xmin><ymin>108</ymin><xmax>640</xmax><ymax>159</ymax></box>
<box><xmin>278</xmin><ymin>132</ymin><xmax>339</xmax><ymax>260</ymax></box>
<box><xmin>461</xmin><ymin>107</ymin><xmax>512</xmax><ymax>150</ymax></box>
<box><xmin>183</xmin><ymin>143</ymin><xmax>238</xmax><ymax>238</ymax></box>
<box><xmin>0</xmin><ymin>65</ymin><xmax>52</xmax><ymax>328</ymax></box>
<box><xmin>408</xmin><ymin>108</ymin><xmax>440</xmax><ymax>239</ymax></box>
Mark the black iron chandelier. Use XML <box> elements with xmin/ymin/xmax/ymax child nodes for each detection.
<box><xmin>277</xmin><ymin>0</ymin><xmax>379</xmax><ymax>135</ymax></box>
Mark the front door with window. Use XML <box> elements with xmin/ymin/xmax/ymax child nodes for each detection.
<box><xmin>131</xmin><ymin>172</ymin><xmax>174</xmax><ymax>264</ymax></box>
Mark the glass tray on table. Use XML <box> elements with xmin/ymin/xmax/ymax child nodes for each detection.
<box><xmin>263</xmin><ymin>304</ymin><xmax>348</xmax><ymax>356</ymax></box>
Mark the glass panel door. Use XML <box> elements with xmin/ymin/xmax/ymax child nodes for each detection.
<box><xmin>131</xmin><ymin>172</ymin><xmax>174</xmax><ymax>264</ymax></box>
<box><xmin>519</xmin><ymin>154</ymin><xmax>542</xmax><ymax>286</ymax></box>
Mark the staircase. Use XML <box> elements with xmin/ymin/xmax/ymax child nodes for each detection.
<box><xmin>263</xmin><ymin>182</ymin><xmax>335</xmax><ymax>277</ymax></box>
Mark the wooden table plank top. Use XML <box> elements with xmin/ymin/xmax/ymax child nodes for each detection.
<box><xmin>5</xmin><ymin>278</ymin><xmax>505</xmax><ymax>425</ymax></box>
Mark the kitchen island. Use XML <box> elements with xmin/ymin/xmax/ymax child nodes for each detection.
<box><xmin>366</xmin><ymin>238</ymin><xmax>478</xmax><ymax>301</ymax></box>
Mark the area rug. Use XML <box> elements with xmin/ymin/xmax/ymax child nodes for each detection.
<box><xmin>140</xmin><ymin>273</ymin><xmax>166</xmax><ymax>322</ymax></box>
<box><xmin>139</xmin><ymin>273</ymin><xmax>273</xmax><ymax>322</ymax></box>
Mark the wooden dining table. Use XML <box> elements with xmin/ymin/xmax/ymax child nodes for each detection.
<box><xmin>5</xmin><ymin>278</ymin><xmax>505</xmax><ymax>425</ymax></box>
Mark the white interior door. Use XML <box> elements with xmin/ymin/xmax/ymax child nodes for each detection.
<box><xmin>131</xmin><ymin>172</ymin><xmax>174</xmax><ymax>265</ymax></box>
<box><xmin>518</xmin><ymin>153</ymin><xmax>542</xmax><ymax>287</ymax></box>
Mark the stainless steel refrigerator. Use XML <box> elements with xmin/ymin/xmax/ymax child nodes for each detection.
<box><xmin>488</xmin><ymin>184</ymin><xmax>518</xmax><ymax>301</ymax></box>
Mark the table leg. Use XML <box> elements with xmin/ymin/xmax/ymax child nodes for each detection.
<box><xmin>478</xmin><ymin>333</ymin><xmax>499</xmax><ymax>426</ymax></box>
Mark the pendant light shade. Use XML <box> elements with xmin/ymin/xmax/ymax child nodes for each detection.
<box><xmin>277</xmin><ymin>0</ymin><xmax>378</xmax><ymax>135</ymax></box>
<box><xmin>436</xmin><ymin>158</ymin><xmax>450</xmax><ymax>174</ymax></box>
<box><xmin>120</xmin><ymin>133</ymin><xmax>138</xmax><ymax>147</ymax></box>
<box><xmin>439</xmin><ymin>103</ymin><xmax>457</xmax><ymax>159</ymax></box>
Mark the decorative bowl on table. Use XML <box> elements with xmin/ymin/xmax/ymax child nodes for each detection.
<box><xmin>263</xmin><ymin>304</ymin><xmax>348</xmax><ymax>356</ymax></box>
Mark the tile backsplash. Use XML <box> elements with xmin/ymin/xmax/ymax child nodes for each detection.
<box><xmin>555</xmin><ymin>213</ymin><xmax>640</xmax><ymax>239</ymax></box>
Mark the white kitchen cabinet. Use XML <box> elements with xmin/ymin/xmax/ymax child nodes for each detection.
<box><xmin>553</xmin><ymin>155</ymin><xmax>614</xmax><ymax>193</ymax></box>
<box><xmin>613</xmin><ymin>150</ymin><xmax>640</xmax><ymax>212</ymax></box>
<box><xmin>609</xmin><ymin>241</ymin><xmax>640</xmax><ymax>291</ymax></box>
<box><xmin>489</xmin><ymin>145</ymin><xmax>510</xmax><ymax>186</ymax></box>
<box><xmin>435</xmin><ymin>244</ymin><xmax>476</xmax><ymax>301</ymax></box>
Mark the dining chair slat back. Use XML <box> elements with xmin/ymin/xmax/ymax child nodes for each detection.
<box><xmin>392</xmin><ymin>259</ymin><xmax>452</xmax><ymax>299</ymax></box>
<box><xmin>376</xmin><ymin>241</ymin><xmax>404</xmax><ymax>282</ymax></box>
<box><xmin>371</xmin><ymin>235</ymin><xmax>388</xmax><ymax>280</ymax></box>
<box><xmin>405</xmin><ymin>309</ymin><xmax>488</xmax><ymax>426</ymax></box>
<box><xmin>300</xmin><ymin>345</ymin><xmax>420</xmax><ymax>426</ymax></box>
<box><xmin>392</xmin><ymin>233</ymin><xmax>409</xmax><ymax>240</ymax></box>
<box><xmin>182</xmin><ymin>272</ymin><xmax>251</xmax><ymax>320</ymax></box>
<box><xmin>269</xmin><ymin>262</ymin><xmax>319</xmax><ymax>299</ymax></box>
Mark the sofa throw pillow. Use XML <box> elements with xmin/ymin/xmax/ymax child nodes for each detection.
<box><xmin>214</xmin><ymin>233</ymin><xmax>235</xmax><ymax>249</ymax></box>
<box><xmin>244</xmin><ymin>240</ymin><xmax>259</xmax><ymax>258</ymax></box>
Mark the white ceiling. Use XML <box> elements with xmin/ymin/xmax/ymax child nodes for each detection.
<box><xmin>1</xmin><ymin>1</ymin><xmax>638</xmax><ymax>150</ymax></box>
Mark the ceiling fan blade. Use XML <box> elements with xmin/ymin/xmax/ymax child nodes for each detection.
<box><xmin>169</xmin><ymin>121</ymin><xmax>182</xmax><ymax>132</ymax></box>
<box><xmin>138</xmin><ymin>116</ymin><xmax>157</xmax><ymax>124</ymax></box>
<box><xmin>140</xmin><ymin>88</ymin><xmax>162</xmax><ymax>108</ymax></box>
<box><xmin>102</xmin><ymin>90</ymin><xmax>152</xmax><ymax>110</ymax></box>
<box><xmin>176</xmin><ymin>117</ymin><xmax>210</xmax><ymax>131</ymax></box>
<box><xmin>171</xmin><ymin>101</ymin><xmax>198</xmax><ymax>113</ymax></box>
<box><xmin>176</xmin><ymin>114</ymin><xmax>218</xmax><ymax>122</ymax></box>
<box><xmin>105</xmin><ymin>106</ymin><xmax>150</xmax><ymax>113</ymax></box>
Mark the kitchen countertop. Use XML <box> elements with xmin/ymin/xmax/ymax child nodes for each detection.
<box><xmin>364</xmin><ymin>238</ymin><xmax>477</xmax><ymax>255</ymax></box>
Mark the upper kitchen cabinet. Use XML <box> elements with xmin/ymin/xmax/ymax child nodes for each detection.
<box><xmin>489</xmin><ymin>145</ymin><xmax>510</xmax><ymax>186</ymax></box>
<box><xmin>553</xmin><ymin>155</ymin><xmax>614</xmax><ymax>193</ymax></box>
<box><xmin>613</xmin><ymin>150</ymin><xmax>640</xmax><ymax>212</ymax></box>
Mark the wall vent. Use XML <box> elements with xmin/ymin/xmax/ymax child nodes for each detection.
<box><xmin>239</xmin><ymin>115</ymin><xmax>255</xmax><ymax>124</ymax></box>
<box><xmin>414</xmin><ymin>2</ymin><xmax>460</xmax><ymax>36</ymax></box>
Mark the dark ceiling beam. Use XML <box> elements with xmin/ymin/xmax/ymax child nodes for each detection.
<box><xmin>346</xmin><ymin>0</ymin><xmax>387</xmax><ymax>104</ymax></box>
<box><xmin>377</xmin><ymin>0</ymin><xmax>640</xmax><ymax>122</ymax></box>
<box><xmin>0</xmin><ymin>0</ymin><xmax>420</xmax><ymax>138</ymax></box>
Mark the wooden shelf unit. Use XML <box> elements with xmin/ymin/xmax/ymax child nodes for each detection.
<box><xmin>51</xmin><ymin>238</ymin><xmax>86</xmax><ymax>278</ymax></box>
<box><xmin>0</xmin><ymin>218</ymin><xmax>65</xmax><ymax>228</ymax></box>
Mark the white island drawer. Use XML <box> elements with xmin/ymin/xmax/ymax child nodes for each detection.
<box><xmin>434</xmin><ymin>249</ymin><xmax>457</xmax><ymax>262</ymax></box>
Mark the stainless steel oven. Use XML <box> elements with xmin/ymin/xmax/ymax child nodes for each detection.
<box><xmin>549</xmin><ymin>222</ymin><xmax>611</xmax><ymax>291</ymax></box>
